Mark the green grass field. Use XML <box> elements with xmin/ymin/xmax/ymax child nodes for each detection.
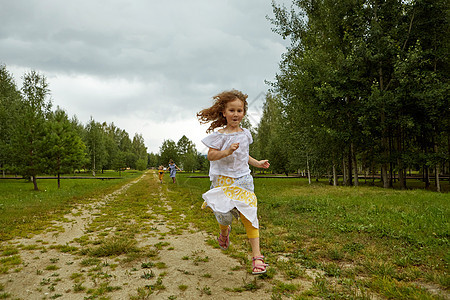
<box><xmin>172</xmin><ymin>173</ymin><xmax>449</xmax><ymax>299</ymax></box>
<box><xmin>0</xmin><ymin>170</ymin><xmax>142</xmax><ymax>241</ymax></box>
<box><xmin>0</xmin><ymin>170</ymin><xmax>448</xmax><ymax>299</ymax></box>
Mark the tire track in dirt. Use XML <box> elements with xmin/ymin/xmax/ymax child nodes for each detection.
<box><xmin>0</xmin><ymin>172</ymin><xmax>275</xmax><ymax>299</ymax></box>
<box><xmin>0</xmin><ymin>175</ymin><xmax>145</xmax><ymax>299</ymax></box>
<box><xmin>137</xmin><ymin>172</ymin><xmax>274</xmax><ymax>299</ymax></box>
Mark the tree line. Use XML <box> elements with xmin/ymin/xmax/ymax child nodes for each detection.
<box><xmin>251</xmin><ymin>0</ymin><xmax>448</xmax><ymax>191</ymax></box>
<box><xmin>0</xmin><ymin>65</ymin><xmax>208</xmax><ymax>190</ymax></box>
<box><xmin>0</xmin><ymin>66</ymin><xmax>149</xmax><ymax>190</ymax></box>
<box><xmin>149</xmin><ymin>136</ymin><xmax>208</xmax><ymax>173</ymax></box>
<box><xmin>3</xmin><ymin>0</ymin><xmax>448</xmax><ymax>192</ymax></box>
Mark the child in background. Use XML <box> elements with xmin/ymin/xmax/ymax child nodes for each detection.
<box><xmin>197</xmin><ymin>89</ymin><xmax>270</xmax><ymax>275</ymax></box>
<box><xmin>158</xmin><ymin>165</ymin><xmax>164</xmax><ymax>183</ymax></box>
<box><xmin>167</xmin><ymin>159</ymin><xmax>182</xmax><ymax>183</ymax></box>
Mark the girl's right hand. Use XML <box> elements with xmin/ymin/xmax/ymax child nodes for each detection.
<box><xmin>228</xmin><ymin>143</ymin><xmax>239</xmax><ymax>155</ymax></box>
<box><xmin>207</xmin><ymin>143</ymin><xmax>239</xmax><ymax>161</ymax></box>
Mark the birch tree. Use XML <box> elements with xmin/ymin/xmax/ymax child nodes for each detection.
<box><xmin>11</xmin><ymin>70</ymin><xmax>52</xmax><ymax>190</ymax></box>
<box><xmin>269</xmin><ymin>0</ymin><xmax>448</xmax><ymax>190</ymax></box>
<box><xmin>85</xmin><ymin>118</ymin><xmax>107</xmax><ymax>176</ymax></box>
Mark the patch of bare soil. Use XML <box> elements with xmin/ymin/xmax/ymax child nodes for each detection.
<box><xmin>0</xmin><ymin>173</ymin><xmax>277</xmax><ymax>299</ymax></box>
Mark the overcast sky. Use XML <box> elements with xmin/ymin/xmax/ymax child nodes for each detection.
<box><xmin>1</xmin><ymin>0</ymin><xmax>290</xmax><ymax>154</ymax></box>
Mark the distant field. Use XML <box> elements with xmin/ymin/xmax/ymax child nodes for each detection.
<box><xmin>0</xmin><ymin>170</ymin><xmax>142</xmax><ymax>241</ymax></box>
<box><xmin>251</xmin><ymin>172</ymin><xmax>450</xmax><ymax>193</ymax></box>
<box><xmin>0</xmin><ymin>170</ymin><xmax>136</xmax><ymax>179</ymax></box>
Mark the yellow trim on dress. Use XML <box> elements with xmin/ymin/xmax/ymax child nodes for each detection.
<box><xmin>201</xmin><ymin>175</ymin><xmax>257</xmax><ymax>209</ymax></box>
<box><xmin>222</xmin><ymin>186</ymin><xmax>257</xmax><ymax>207</ymax></box>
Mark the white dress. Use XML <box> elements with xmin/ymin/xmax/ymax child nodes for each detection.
<box><xmin>201</xmin><ymin>128</ymin><xmax>259</xmax><ymax>228</ymax></box>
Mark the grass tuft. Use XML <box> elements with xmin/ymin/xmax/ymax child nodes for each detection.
<box><xmin>89</xmin><ymin>237</ymin><xmax>138</xmax><ymax>257</ymax></box>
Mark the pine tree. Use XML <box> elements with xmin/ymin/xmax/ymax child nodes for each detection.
<box><xmin>43</xmin><ymin>108</ymin><xmax>86</xmax><ymax>188</ymax></box>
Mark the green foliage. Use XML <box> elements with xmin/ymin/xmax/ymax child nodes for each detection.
<box><xmin>157</xmin><ymin>136</ymin><xmax>205</xmax><ymax>172</ymax></box>
<box><xmin>9</xmin><ymin>70</ymin><xmax>52</xmax><ymax>190</ymax></box>
<box><xmin>159</xmin><ymin>139</ymin><xmax>179</xmax><ymax>166</ymax></box>
<box><xmin>1</xmin><ymin>64</ymin><xmax>212</xmax><ymax>176</ymax></box>
<box><xmin>254</xmin><ymin>93</ymin><xmax>290</xmax><ymax>175</ymax></box>
<box><xmin>1</xmin><ymin>65</ymin><xmax>150</xmax><ymax>181</ymax></box>
<box><xmin>268</xmin><ymin>0</ymin><xmax>449</xmax><ymax>190</ymax></box>
<box><xmin>181</xmin><ymin>151</ymin><xmax>197</xmax><ymax>172</ymax></box>
<box><xmin>147</xmin><ymin>152</ymin><xmax>160</xmax><ymax>168</ymax></box>
<box><xmin>135</xmin><ymin>158</ymin><xmax>148</xmax><ymax>171</ymax></box>
<box><xmin>85</xmin><ymin>118</ymin><xmax>108</xmax><ymax>176</ymax></box>
<box><xmin>177</xmin><ymin>135</ymin><xmax>195</xmax><ymax>157</ymax></box>
<box><xmin>176</xmin><ymin>135</ymin><xmax>201</xmax><ymax>172</ymax></box>
<box><xmin>195</xmin><ymin>152</ymin><xmax>209</xmax><ymax>172</ymax></box>
<box><xmin>0</xmin><ymin>65</ymin><xmax>22</xmax><ymax>175</ymax></box>
<box><xmin>132</xmin><ymin>133</ymin><xmax>148</xmax><ymax>162</ymax></box>
<box><xmin>43</xmin><ymin>108</ymin><xmax>87</xmax><ymax>187</ymax></box>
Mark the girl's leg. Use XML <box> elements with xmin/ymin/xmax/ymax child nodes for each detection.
<box><xmin>240</xmin><ymin>214</ymin><xmax>260</xmax><ymax>255</ymax></box>
<box><xmin>248</xmin><ymin>238</ymin><xmax>261</xmax><ymax>257</ymax></box>
<box><xmin>240</xmin><ymin>213</ymin><xmax>266</xmax><ymax>272</ymax></box>
<box><xmin>218</xmin><ymin>224</ymin><xmax>231</xmax><ymax>249</ymax></box>
<box><xmin>219</xmin><ymin>224</ymin><xmax>229</xmax><ymax>236</ymax></box>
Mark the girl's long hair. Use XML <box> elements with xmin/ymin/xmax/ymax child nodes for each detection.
<box><xmin>197</xmin><ymin>89</ymin><xmax>248</xmax><ymax>133</ymax></box>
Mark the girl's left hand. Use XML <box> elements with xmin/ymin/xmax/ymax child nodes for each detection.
<box><xmin>259</xmin><ymin>160</ymin><xmax>270</xmax><ymax>169</ymax></box>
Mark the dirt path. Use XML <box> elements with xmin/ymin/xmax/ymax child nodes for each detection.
<box><xmin>0</xmin><ymin>172</ymin><xmax>276</xmax><ymax>299</ymax></box>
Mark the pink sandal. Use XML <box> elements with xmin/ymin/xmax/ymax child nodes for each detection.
<box><xmin>252</xmin><ymin>256</ymin><xmax>269</xmax><ymax>275</ymax></box>
<box><xmin>218</xmin><ymin>226</ymin><xmax>231</xmax><ymax>250</ymax></box>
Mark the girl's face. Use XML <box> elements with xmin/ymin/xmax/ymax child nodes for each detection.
<box><xmin>223</xmin><ymin>98</ymin><xmax>245</xmax><ymax>128</ymax></box>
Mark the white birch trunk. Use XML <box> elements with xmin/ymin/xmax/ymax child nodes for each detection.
<box><xmin>333</xmin><ymin>164</ymin><xmax>337</xmax><ymax>186</ymax></box>
<box><xmin>307</xmin><ymin>155</ymin><xmax>311</xmax><ymax>184</ymax></box>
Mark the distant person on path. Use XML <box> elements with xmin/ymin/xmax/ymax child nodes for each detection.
<box><xmin>158</xmin><ymin>165</ymin><xmax>165</xmax><ymax>183</ymax></box>
<box><xmin>197</xmin><ymin>89</ymin><xmax>270</xmax><ymax>275</ymax></box>
<box><xmin>167</xmin><ymin>159</ymin><xmax>181</xmax><ymax>183</ymax></box>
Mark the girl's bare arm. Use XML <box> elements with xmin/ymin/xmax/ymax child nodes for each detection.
<box><xmin>249</xmin><ymin>155</ymin><xmax>270</xmax><ymax>168</ymax></box>
<box><xmin>207</xmin><ymin>143</ymin><xmax>239</xmax><ymax>161</ymax></box>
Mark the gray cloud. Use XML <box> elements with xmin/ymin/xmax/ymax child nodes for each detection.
<box><xmin>1</xmin><ymin>0</ymin><xmax>290</xmax><ymax>152</ymax></box>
